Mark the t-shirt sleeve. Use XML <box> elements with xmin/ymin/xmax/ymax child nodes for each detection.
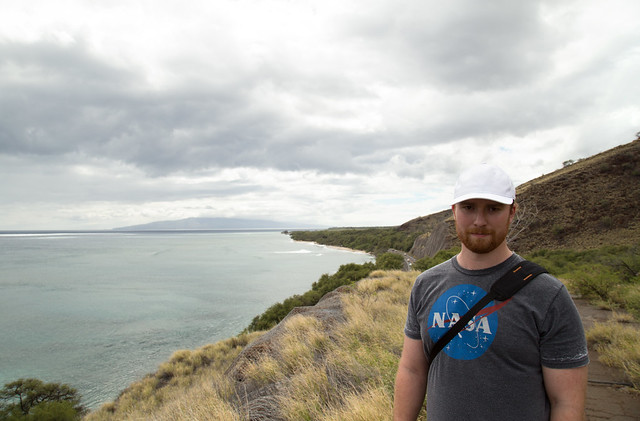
<box><xmin>404</xmin><ymin>282</ymin><xmax>423</xmax><ymax>340</ymax></box>
<box><xmin>539</xmin><ymin>284</ymin><xmax>589</xmax><ymax>369</ymax></box>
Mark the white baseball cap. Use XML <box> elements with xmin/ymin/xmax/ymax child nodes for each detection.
<box><xmin>451</xmin><ymin>163</ymin><xmax>515</xmax><ymax>205</ymax></box>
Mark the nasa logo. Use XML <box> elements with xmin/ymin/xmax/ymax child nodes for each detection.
<box><xmin>427</xmin><ymin>284</ymin><xmax>505</xmax><ymax>360</ymax></box>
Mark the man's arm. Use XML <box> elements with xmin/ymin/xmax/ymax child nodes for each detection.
<box><xmin>393</xmin><ymin>336</ymin><xmax>429</xmax><ymax>421</ymax></box>
<box><xmin>542</xmin><ymin>365</ymin><xmax>588</xmax><ymax>421</ymax></box>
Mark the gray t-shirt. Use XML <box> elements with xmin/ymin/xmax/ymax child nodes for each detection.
<box><xmin>404</xmin><ymin>253</ymin><xmax>589</xmax><ymax>420</ymax></box>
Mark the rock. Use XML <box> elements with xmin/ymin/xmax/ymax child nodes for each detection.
<box><xmin>409</xmin><ymin>218</ymin><xmax>457</xmax><ymax>260</ymax></box>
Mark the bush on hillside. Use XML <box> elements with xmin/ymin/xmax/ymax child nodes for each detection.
<box><xmin>0</xmin><ymin>378</ymin><xmax>84</xmax><ymax>420</ymax></box>
<box><xmin>527</xmin><ymin>244</ymin><xmax>640</xmax><ymax>319</ymax></box>
<box><xmin>412</xmin><ymin>247</ymin><xmax>460</xmax><ymax>272</ymax></box>
<box><xmin>246</xmin><ymin>262</ymin><xmax>377</xmax><ymax>332</ymax></box>
<box><xmin>374</xmin><ymin>252</ymin><xmax>405</xmax><ymax>270</ymax></box>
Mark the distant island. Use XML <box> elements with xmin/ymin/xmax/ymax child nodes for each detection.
<box><xmin>113</xmin><ymin>217</ymin><xmax>327</xmax><ymax>231</ymax></box>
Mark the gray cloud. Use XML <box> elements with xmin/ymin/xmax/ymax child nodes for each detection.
<box><xmin>0</xmin><ymin>2</ymin><xmax>574</xmax><ymax>177</ymax></box>
<box><xmin>345</xmin><ymin>1</ymin><xmax>559</xmax><ymax>91</ymax></box>
<box><xmin>0</xmin><ymin>0</ymin><xmax>637</xmax><ymax>229</ymax></box>
<box><xmin>0</xmin><ymin>39</ymin><xmax>374</xmax><ymax>175</ymax></box>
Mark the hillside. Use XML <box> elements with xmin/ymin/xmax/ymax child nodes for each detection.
<box><xmin>290</xmin><ymin>138</ymin><xmax>640</xmax><ymax>260</ymax></box>
<box><xmin>401</xmin><ymin>138</ymin><xmax>640</xmax><ymax>259</ymax></box>
<box><xmin>511</xmin><ymin>139</ymin><xmax>640</xmax><ymax>252</ymax></box>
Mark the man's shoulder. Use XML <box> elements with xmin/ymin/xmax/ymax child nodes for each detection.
<box><xmin>523</xmin><ymin>270</ymin><xmax>566</xmax><ymax>294</ymax></box>
<box><xmin>510</xmin><ymin>255</ymin><xmax>562</xmax><ymax>286</ymax></box>
<box><xmin>506</xmin><ymin>261</ymin><xmax>568</xmax><ymax>307</ymax></box>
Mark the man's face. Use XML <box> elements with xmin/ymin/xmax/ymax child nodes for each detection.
<box><xmin>453</xmin><ymin>199</ymin><xmax>515</xmax><ymax>254</ymax></box>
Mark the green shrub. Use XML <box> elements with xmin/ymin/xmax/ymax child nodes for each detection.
<box><xmin>567</xmin><ymin>265</ymin><xmax>619</xmax><ymax>301</ymax></box>
<box><xmin>375</xmin><ymin>253</ymin><xmax>405</xmax><ymax>270</ymax></box>
<box><xmin>600</xmin><ymin>216</ymin><xmax>613</xmax><ymax>229</ymax></box>
<box><xmin>29</xmin><ymin>401</ymin><xmax>78</xmax><ymax>421</ymax></box>
<box><xmin>527</xmin><ymin>244</ymin><xmax>640</xmax><ymax>318</ymax></box>
<box><xmin>0</xmin><ymin>378</ymin><xmax>84</xmax><ymax>420</ymax></box>
<box><xmin>412</xmin><ymin>247</ymin><xmax>460</xmax><ymax>272</ymax></box>
<box><xmin>611</xmin><ymin>285</ymin><xmax>640</xmax><ymax>319</ymax></box>
<box><xmin>551</xmin><ymin>224</ymin><xmax>565</xmax><ymax>238</ymax></box>
<box><xmin>246</xmin><ymin>262</ymin><xmax>376</xmax><ymax>332</ymax></box>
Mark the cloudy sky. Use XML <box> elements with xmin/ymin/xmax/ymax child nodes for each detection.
<box><xmin>1</xmin><ymin>0</ymin><xmax>638</xmax><ymax>230</ymax></box>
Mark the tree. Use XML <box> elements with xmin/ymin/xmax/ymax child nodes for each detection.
<box><xmin>412</xmin><ymin>247</ymin><xmax>460</xmax><ymax>272</ymax></box>
<box><xmin>0</xmin><ymin>378</ymin><xmax>84</xmax><ymax>420</ymax></box>
<box><xmin>507</xmin><ymin>197</ymin><xmax>539</xmax><ymax>247</ymax></box>
<box><xmin>375</xmin><ymin>252</ymin><xmax>405</xmax><ymax>270</ymax></box>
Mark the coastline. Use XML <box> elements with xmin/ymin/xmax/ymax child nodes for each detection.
<box><xmin>293</xmin><ymin>239</ymin><xmax>374</xmax><ymax>256</ymax></box>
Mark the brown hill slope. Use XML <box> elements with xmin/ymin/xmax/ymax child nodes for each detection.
<box><xmin>406</xmin><ymin>138</ymin><xmax>640</xmax><ymax>258</ymax></box>
<box><xmin>512</xmin><ymin>139</ymin><xmax>640</xmax><ymax>252</ymax></box>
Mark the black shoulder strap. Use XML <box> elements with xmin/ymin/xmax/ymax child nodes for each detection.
<box><xmin>429</xmin><ymin>260</ymin><xmax>547</xmax><ymax>362</ymax></box>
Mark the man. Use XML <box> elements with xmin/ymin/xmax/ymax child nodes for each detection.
<box><xmin>393</xmin><ymin>163</ymin><xmax>589</xmax><ymax>420</ymax></box>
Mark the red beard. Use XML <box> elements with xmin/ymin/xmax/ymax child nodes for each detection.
<box><xmin>456</xmin><ymin>227</ymin><xmax>507</xmax><ymax>254</ymax></box>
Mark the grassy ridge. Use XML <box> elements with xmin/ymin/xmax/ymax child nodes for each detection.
<box><xmin>85</xmin><ymin>332</ymin><xmax>265</xmax><ymax>420</ymax></box>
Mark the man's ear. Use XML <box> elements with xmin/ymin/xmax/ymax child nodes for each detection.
<box><xmin>509</xmin><ymin>202</ymin><xmax>517</xmax><ymax>222</ymax></box>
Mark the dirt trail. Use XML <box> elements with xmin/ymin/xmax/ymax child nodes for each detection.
<box><xmin>573</xmin><ymin>297</ymin><xmax>640</xmax><ymax>420</ymax></box>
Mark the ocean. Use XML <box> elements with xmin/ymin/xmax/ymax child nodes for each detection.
<box><xmin>0</xmin><ymin>230</ymin><xmax>374</xmax><ymax>409</ymax></box>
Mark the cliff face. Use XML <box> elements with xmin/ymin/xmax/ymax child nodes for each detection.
<box><xmin>399</xmin><ymin>209</ymin><xmax>456</xmax><ymax>260</ymax></box>
<box><xmin>398</xmin><ymin>209</ymin><xmax>451</xmax><ymax>234</ymax></box>
<box><xmin>409</xmin><ymin>218</ymin><xmax>457</xmax><ymax>260</ymax></box>
<box><xmin>404</xmin><ymin>138</ymin><xmax>640</xmax><ymax>258</ymax></box>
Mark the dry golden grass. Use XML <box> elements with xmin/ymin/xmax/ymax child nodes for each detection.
<box><xmin>610</xmin><ymin>284</ymin><xmax>640</xmax><ymax>319</ymax></box>
<box><xmin>587</xmin><ymin>320</ymin><xmax>640</xmax><ymax>389</ymax></box>
<box><xmin>84</xmin><ymin>332</ymin><xmax>263</xmax><ymax>420</ymax></box>
<box><xmin>241</xmin><ymin>353</ymin><xmax>282</xmax><ymax>385</ymax></box>
<box><xmin>272</xmin><ymin>270</ymin><xmax>418</xmax><ymax>421</ymax></box>
<box><xmin>611</xmin><ymin>311</ymin><xmax>636</xmax><ymax>324</ymax></box>
<box><xmin>318</xmin><ymin>387</ymin><xmax>394</xmax><ymax>421</ymax></box>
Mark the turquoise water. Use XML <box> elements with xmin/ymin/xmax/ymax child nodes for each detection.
<box><xmin>0</xmin><ymin>230</ymin><xmax>374</xmax><ymax>408</ymax></box>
